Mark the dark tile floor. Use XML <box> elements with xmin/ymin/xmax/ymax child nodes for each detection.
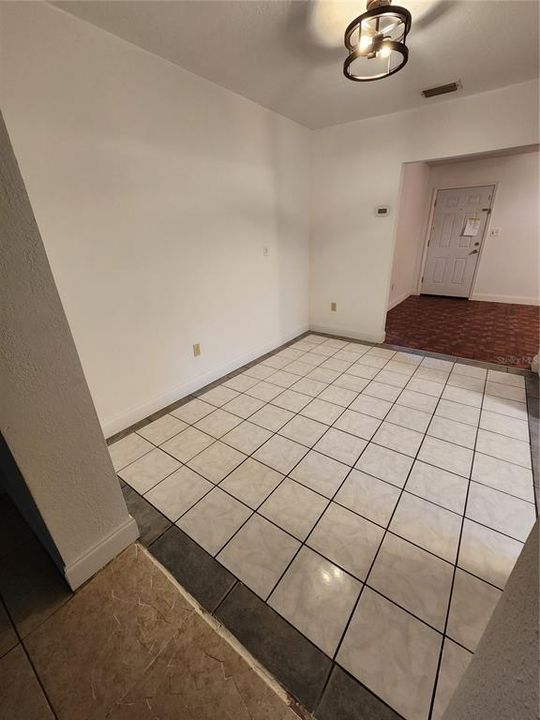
<box><xmin>385</xmin><ymin>296</ymin><xmax>539</xmax><ymax>369</ymax></box>
<box><xmin>0</xmin><ymin>495</ymin><xmax>302</xmax><ymax>720</ymax></box>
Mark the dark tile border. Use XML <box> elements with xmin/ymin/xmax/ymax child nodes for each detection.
<box><xmin>112</xmin><ymin>330</ymin><xmax>538</xmax><ymax>720</ymax></box>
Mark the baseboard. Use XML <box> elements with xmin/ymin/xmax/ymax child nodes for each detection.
<box><xmin>102</xmin><ymin>325</ymin><xmax>309</xmax><ymax>438</ymax></box>
<box><xmin>469</xmin><ymin>293</ymin><xmax>539</xmax><ymax>306</ymax></box>
<box><xmin>64</xmin><ymin>515</ymin><xmax>139</xmax><ymax>590</ymax></box>
<box><xmin>309</xmin><ymin>324</ymin><xmax>385</xmax><ymax>344</ymax></box>
<box><xmin>387</xmin><ymin>290</ymin><xmax>414</xmax><ymax>310</ymax></box>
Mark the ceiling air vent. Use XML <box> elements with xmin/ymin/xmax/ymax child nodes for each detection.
<box><xmin>422</xmin><ymin>81</ymin><xmax>462</xmax><ymax>98</ymax></box>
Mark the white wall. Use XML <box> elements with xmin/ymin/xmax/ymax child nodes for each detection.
<box><xmin>429</xmin><ymin>151</ymin><xmax>539</xmax><ymax>305</ymax></box>
<box><xmin>1</xmin><ymin>110</ymin><xmax>137</xmax><ymax>589</ymax></box>
<box><xmin>388</xmin><ymin>162</ymin><xmax>431</xmax><ymax>308</ymax></box>
<box><xmin>310</xmin><ymin>80</ymin><xmax>539</xmax><ymax>341</ymax></box>
<box><xmin>0</xmin><ymin>2</ymin><xmax>310</xmax><ymax>437</ymax></box>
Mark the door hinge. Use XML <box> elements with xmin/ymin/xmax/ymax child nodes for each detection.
<box><xmin>421</xmin><ymin>276</ymin><xmax>424</xmax><ymax>283</ymax></box>
<box><xmin>482</xmin><ymin>208</ymin><xmax>492</xmax><ymax>213</ymax></box>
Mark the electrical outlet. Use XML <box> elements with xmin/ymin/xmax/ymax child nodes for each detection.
<box><xmin>193</xmin><ymin>343</ymin><xmax>201</xmax><ymax>357</ymax></box>
<box><xmin>331</xmin><ymin>302</ymin><xmax>337</xmax><ymax>312</ymax></box>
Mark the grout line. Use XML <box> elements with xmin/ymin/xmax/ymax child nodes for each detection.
<box><xmin>425</xmin><ymin>367</ymin><xmax>487</xmax><ymax>720</ymax></box>
<box><xmin>0</xmin><ymin>595</ymin><xmax>60</xmax><ymax>720</ymax></box>
<box><xmin>114</xmin><ymin>332</ymin><xmax>534</xmax><ymax>720</ymax></box>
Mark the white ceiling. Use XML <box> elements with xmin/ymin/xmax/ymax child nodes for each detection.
<box><xmin>53</xmin><ymin>0</ymin><xmax>539</xmax><ymax>129</ymax></box>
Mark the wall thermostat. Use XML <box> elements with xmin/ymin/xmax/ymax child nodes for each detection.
<box><xmin>375</xmin><ymin>206</ymin><xmax>390</xmax><ymax>217</ymax></box>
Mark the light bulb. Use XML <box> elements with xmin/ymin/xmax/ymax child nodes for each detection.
<box><xmin>378</xmin><ymin>42</ymin><xmax>391</xmax><ymax>58</ymax></box>
<box><xmin>359</xmin><ymin>33</ymin><xmax>373</xmax><ymax>53</ymax></box>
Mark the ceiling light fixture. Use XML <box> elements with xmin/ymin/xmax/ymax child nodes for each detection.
<box><xmin>344</xmin><ymin>0</ymin><xmax>412</xmax><ymax>82</ymax></box>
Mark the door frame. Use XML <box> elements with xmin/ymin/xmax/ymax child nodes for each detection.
<box><xmin>416</xmin><ymin>183</ymin><xmax>497</xmax><ymax>299</ymax></box>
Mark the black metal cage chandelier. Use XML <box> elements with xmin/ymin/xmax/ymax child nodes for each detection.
<box><xmin>344</xmin><ymin>0</ymin><xmax>412</xmax><ymax>82</ymax></box>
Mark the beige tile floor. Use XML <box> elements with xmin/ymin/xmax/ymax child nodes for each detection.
<box><xmin>0</xmin><ymin>533</ymin><xmax>304</xmax><ymax>720</ymax></box>
<box><xmin>111</xmin><ymin>333</ymin><xmax>537</xmax><ymax>720</ymax></box>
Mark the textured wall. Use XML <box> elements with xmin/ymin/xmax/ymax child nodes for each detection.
<box><xmin>0</xmin><ymin>110</ymin><xmax>135</xmax><ymax>582</ymax></box>
<box><xmin>444</xmin><ymin>520</ymin><xmax>539</xmax><ymax>720</ymax></box>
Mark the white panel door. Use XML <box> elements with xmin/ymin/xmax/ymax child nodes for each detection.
<box><xmin>421</xmin><ymin>185</ymin><xmax>494</xmax><ymax>297</ymax></box>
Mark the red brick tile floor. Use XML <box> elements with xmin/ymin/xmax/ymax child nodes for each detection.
<box><xmin>385</xmin><ymin>295</ymin><xmax>540</xmax><ymax>369</ymax></box>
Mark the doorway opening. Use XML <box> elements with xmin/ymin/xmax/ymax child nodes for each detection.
<box><xmin>385</xmin><ymin>145</ymin><xmax>540</xmax><ymax>367</ymax></box>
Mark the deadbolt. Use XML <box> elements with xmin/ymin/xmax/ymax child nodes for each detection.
<box><xmin>469</xmin><ymin>249</ymin><xmax>478</xmax><ymax>255</ymax></box>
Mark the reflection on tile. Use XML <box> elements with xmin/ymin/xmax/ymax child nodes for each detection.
<box><xmin>447</xmin><ymin>569</ymin><xmax>501</xmax><ymax>651</ymax></box>
<box><xmin>222</xmin><ymin>393</ymin><xmax>266</xmax><ymax>419</ymax></box>
<box><xmin>171</xmin><ymin>398</ymin><xmax>215</xmax><ymax>424</ymax></box>
<box><xmin>368</xmin><ymin>533</ymin><xmax>453</xmax><ymax>630</ymax></box>
<box><xmin>349</xmin><ymin>393</ymin><xmax>393</xmax><ymax>419</ymax></box>
<box><xmin>280</xmin><ymin>415</ymin><xmax>328</xmax><ymax>447</ymax></box>
<box><xmin>219</xmin><ymin>458</ymin><xmax>283</xmax><ymax>509</ymax></box>
<box><xmin>253</xmin><ymin>435</ymin><xmax>307</xmax><ymax>475</ymax></box>
<box><xmin>218</xmin><ymin>514</ymin><xmax>299</xmax><ymax>599</ymax></box>
<box><xmin>432</xmin><ymin>639</ymin><xmax>472</xmax><ymax>720</ymax></box>
<box><xmin>221</xmin><ymin>421</ymin><xmax>272</xmax><ymax>455</ymax></box>
<box><xmin>259</xmin><ymin>478</ymin><xmax>327</xmax><ymax>540</ymax></box>
<box><xmin>0</xmin><ymin>645</ymin><xmax>55</xmax><ymax>719</ymax></box>
<box><xmin>177</xmin><ymin>488</ymin><xmax>251</xmax><ymax>555</ymax></box>
<box><xmin>301</xmin><ymin>398</ymin><xmax>344</xmax><ymax>425</ymax></box>
<box><xmin>249</xmin><ymin>404</ymin><xmax>295</xmax><ymax>432</ymax></box>
<box><xmin>108</xmin><ymin>433</ymin><xmax>153</xmax><ymax>471</ymax></box>
<box><xmin>428</xmin><ymin>416</ymin><xmax>477</xmax><ymax>449</ymax></box>
<box><xmin>385</xmin><ymin>404</ymin><xmax>432</xmax><ymax>433</ymax></box>
<box><xmin>466</xmin><ymin>483</ymin><xmax>535</xmax><ymax>542</ymax></box>
<box><xmin>458</xmin><ymin>519</ymin><xmax>523</xmax><ymax>589</ymax></box>
<box><xmin>118</xmin><ymin>448</ymin><xmax>180</xmax><ymax>494</ymax></box>
<box><xmin>317</xmin><ymin>663</ymin><xmax>402</xmax><ymax>720</ymax></box>
<box><xmin>406</xmin><ymin>461</ymin><xmax>468</xmax><ymax>514</ymax></box>
<box><xmin>372</xmin><ymin>422</ymin><xmax>423</xmax><ymax>457</ymax></box>
<box><xmin>144</xmin><ymin>466</ymin><xmax>212</xmax><ymax>521</ymax></box>
<box><xmin>195</xmin><ymin>408</ymin><xmax>242</xmax><ymax>438</ymax></box>
<box><xmin>308</xmin><ymin>503</ymin><xmax>383</xmax><ymax>580</ymax></box>
<box><xmin>291</xmin><ymin>450</ymin><xmax>350</xmax><ymax>498</ymax></box>
<box><xmin>160</xmin><ymin>426</ymin><xmax>214</xmax><ymax>463</ymax></box>
<box><xmin>471</xmin><ymin>453</ymin><xmax>534</xmax><ymax>502</ymax></box>
<box><xmin>355</xmin><ymin>443</ymin><xmax>413</xmax><ymax>488</ymax></box>
<box><xmin>136</xmin><ymin>413</ymin><xmax>187</xmax><ymax>445</ymax></box>
<box><xmin>314</xmin><ymin>428</ymin><xmax>367</xmax><ymax>466</ymax></box>
<box><xmin>476</xmin><ymin>429</ymin><xmax>531</xmax><ymax>468</ymax></box>
<box><xmin>338</xmin><ymin>588</ymin><xmax>441</xmax><ymax>720</ymax></box>
<box><xmin>188</xmin><ymin>441</ymin><xmax>246</xmax><ymax>483</ymax></box>
<box><xmin>121</xmin><ymin>486</ymin><xmax>171</xmax><ymax>546</ymax></box>
<box><xmin>418</xmin><ymin>436</ymin><xmax>473</xmax><ymax>478</ymax></box>
<box><xmin>269</xmin><ymin>547</ymin><xmax>361</xmax><ymax>656</ymax></box>
<box><xmin>334</xmin><ymin>409</ymin><xmax>381</xmax><ymax>440</ymax></box>
<box><xmin>215</xmin><ymin>583</ymin><xmax>332</xmax><ymax>712</ymax></box>
<box><xmin>335</xmin><ymin>470</ymin><xmax>400</xmax><ymax>527</ymax></box>
<box><xmin>390</xmin><ymin>493</ymin><xmax>461</xmax><ymax>562</ymax></box>
<box><xmin>200</xmin><ymin>385</ymin><xmax>240</xmax><ymax>407</ymax></box>
<box><xmin>479</xmin><ymin>410</ymin><xmax>529</xmax><ymax>441</ymax></box>
<box><xmin>435</xmin><ymin>399</ymin><xmax>480</xmax><ymax>427</ymax></box>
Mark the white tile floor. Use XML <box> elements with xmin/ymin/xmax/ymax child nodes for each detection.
<box><xmin>110</xmin><ymin>333</ymin><xmax>537</xmax><ymax>720</ymax></box>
